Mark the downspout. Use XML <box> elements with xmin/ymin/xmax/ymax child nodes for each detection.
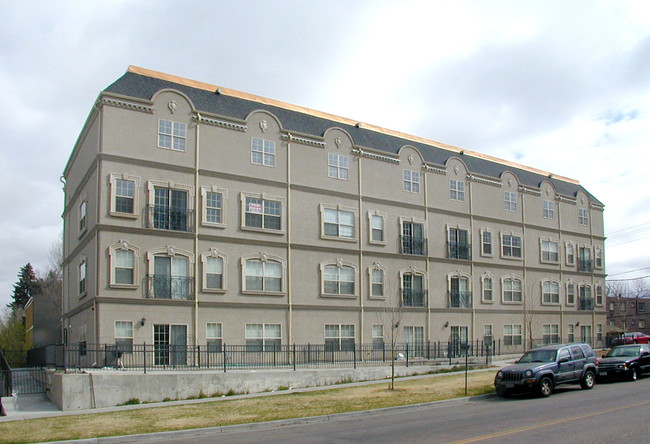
<box><xmin>60</xmin><ymin>175</ymin><xmax>67</xmax><ymax>342</ymax></box>
<box><xmin>358</xmin><ymin>151</ymin><xmax>364</xmax><ymax>344</ymax></box>
<box><xmin>286</xmin><ymin>134</ymin><xmax>292</xmax><ymax>345</ymax></box>
<box><xmin>423</xmin><ymin>167</ymin><xmax>430</xmax><ymax>342</ymax></box>
<box><xmin>467</xmin><ymin>175</ymin><xmax>475</xmax><ymax>344</ymax></box>
<box><xmin>194</xmin><ymin>113</ymin><xmax>201</xmax><ymax>355</ymax></box>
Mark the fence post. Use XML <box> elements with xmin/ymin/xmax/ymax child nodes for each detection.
<box><xmin>197</xmin><ymin>345</ymin><xmax>201</xmax><ymax>369</ymax></box>
<box><xmin>143</xmin><ymin>342</ymin><xmax>147</xmax><ymax>374</ymax></box>
<box><xmin>427</xmin><ymin>340</ymin><xmax>430</xmax><ymax>359</ymax></box>
<box><xmin>406</xmin><ymin>342</ymin><xmax>409</xmax><ymax>368</ymax></box>
<box><xmin>293</xmin><ymin>344</ymin><xmax>296</xmax><ymax>371</ymax></box>
<box><xmin>353</xmin><ymin>343</ymin><xmax>357</xmax><ymax>369</ymax></box>
<box><xmin>223</xmin><ymin>343</ymin><xmax>227</xmax><ymax>373</ymax></box>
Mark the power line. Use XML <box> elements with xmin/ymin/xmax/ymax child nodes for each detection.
<box><xmin>607</xmin><ymin>274</ymin><xmax>650</xmax><ymax>282</ymax></box>
<box><xmin>608</xmin><ymin>267</ymin><xmax>650</xmax><ymax>277</ymax></box>
<box><xmin>607</xmin><ymin>222</ymin><xmax>650</xmax><ymax>236</ymax></box>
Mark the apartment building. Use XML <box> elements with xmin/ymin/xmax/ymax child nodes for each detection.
<box><xmin>61</xmin><ymin>66</ymin><xmax>606</xmax><ymax>359</ymax></box>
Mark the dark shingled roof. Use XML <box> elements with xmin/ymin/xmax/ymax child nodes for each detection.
<box><xmin>104</xmin><ymin>70</ymin><xmax>603</xmax><ymax>206</ymax></box>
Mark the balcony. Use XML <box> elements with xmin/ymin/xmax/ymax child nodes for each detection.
<box><xmin>449</xmin><ymin>291</ymin><xmax>472</xmax><ymax>308</ymax></box>
<box><xmin>448</xmin><ymin>241</ymin><xmax>471</xmax><ymax>260</ymax></box>
<box><xmin>579</xmin><ymin>296</ymin><xmax>594</xmax><ymax>311</ymax></box>
<box><xmin>578</xmin><ymin>258</ymin><xmax>593</xmax><ymax>272</ymax></box>
<box><xmin>147</xmin><ymin>275</ymin><xmax>194</xmax><ymax>300</ymax></box>
<box><xmin>400</xmin><ymin>235</ymin><xmax>427</xmax><ymax>256</ymax></box>
<box><xmin>146</xmin><ymin>205</ymin><xmax>194</xmax><ymax>232</ymax></box>
<box><xmin>400</xmin><ymin>288</ymin><xmax>427</xmax><ymax>307</ymax></box>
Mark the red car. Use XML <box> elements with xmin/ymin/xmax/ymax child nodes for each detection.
<box><xmin>613</xmin><ymin>332</ymin><xmax>650</xmax><ymax>346</ymax></box>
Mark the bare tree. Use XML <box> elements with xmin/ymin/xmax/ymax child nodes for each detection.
<box><xmin>377</xmin><ymin>283</ymin><xmax>403</xmax><ymax>391</ymax></box>
<box><xmin>607</xmin><ymin>281</ymin><xmax>629</xmax><ymax>334</ymax></box>
<box><xmin>523</xmin><ymin>281</ymin><xmax>542</xmax><ymax>351</ymax></box>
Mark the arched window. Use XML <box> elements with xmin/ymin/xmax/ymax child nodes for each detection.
<box><xmin>146</xmin><ymin>247</ymin><xmax>194</xmax><ymax>299</ymax></box>
<box><xmin>320</xmin><ymin>259</ymin><xmax>357</xmax><ymax>297</ymax></box>
<box><xmin>241</xmin><ymin>253</ymin><xmax>286</xmax><ymax>294</ymax></box>
<box><xmin>108</xmin><ymin>240</ymin><xmax>139</xmax><ymax>288</ymax></box>
<box><xmin>201</xmin><ymin>249</ymin><xmax>228</xmax><ymax>292</ymax></box>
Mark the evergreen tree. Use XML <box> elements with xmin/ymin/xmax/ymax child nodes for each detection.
<box><xmin>9</xmin><ymin>263</ymin><xmax>36</xmax><ymax>311</ymax></box>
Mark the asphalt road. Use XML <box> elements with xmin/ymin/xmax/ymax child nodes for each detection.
<box><xmin>104</xmin><ymin>377</ymin><xmax>650</xmax><ymax>444</ymax></box>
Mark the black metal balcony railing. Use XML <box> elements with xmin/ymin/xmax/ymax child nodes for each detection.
<box><xmin>578</xmin><ymin>259</ymin><xmax>593</xmax><ymax>272</ymax></box>
<box><xmin>448</xmin><ymin>241</ymin><xmax>471</xmax><ymax>260</ymax></box>
<box><xmin>146</xmin><ymin>205</ymin><xmax>194</xmax><ymax>232</ymax></box>
<box><xmin>147</xmin><ymin>275</ymin><xmax>194</xmax><ymax>300</ymax></box>
<box><xmin>579</xmin><ymin>296</ymin><xmax>594</xmax><ymax>311</ymax></box>
<box><xmin>449</xmin><ymin>291</ymin><xmax>472</xmax><ymax>308</ymax></box>
<box><xmin>400</xmin><ymin>235</ymin><xmax>427</xmax><ymax>256</ymax></box>
<box><xmin>401</xmin><ymin>289</ymin><xmax>427</xmax><ymax>307</ymax></box>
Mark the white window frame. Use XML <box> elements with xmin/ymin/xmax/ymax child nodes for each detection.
<box><xmin>240</xmin><ymin>192</ymin><xmax>285</xmax><ymax>233</ymax></box>
<box><xmin>399</xmin><ymin>217</ymin><xmax>427</xmax><ymax>256</ymax></box>
<box><xmin>578</xmin><ymin>208</ymin><xmax>589</xmax><ymax>226</ymax></box>
<box><xmin>79</xmin><ymin>257</ymin><xmax>87</xmax><ymax>296</ymax></box>
<box><xmin>201</xmin><ymin>249</ymin><xmax>228</xmax><ymax>293</ymax></box>
<box><xmin>540</xmin><ymin>239</ymin><xmax>560</xmax><ymax>264</ymax></box>
<box><xmin>543</xmin><ymin>200</ymin><xmax>555</xmax><ymax>219</ymax></box>
<box><xmin>594</xmin><ymin>246</ymin><xmax>603</xmax><ymax>269</ymax></box>
<box><xmin>114</xmin><ymin>320</ymin><xmax>134</xmax><ymax>352</ymax></box>
<box><xmin>449</xmin><ymin>179</ymin><xmax>465</xmax><ymax>202</ymax></box>
<box><xmin>504</xmin><ymin>191</ymin><xmax>517</xmax><ymax>212</ymax></box>
<box><xmin>320</xmin><ymin>259</ymin><xmax>358</xmax><ymax>298</ymax></box>
<box><xmin>480</xmin><ymin>228</ymin><xmax>493</xmax><ymax>257</ymax></box>
<box><xmin>328</xmin><ymin>153</ymin><xmax>349</xmax><ymax>180</ymax></box>
<box><xmin>566</xmin><ymin>280</ymin><xmax>576</xmax><ymax>306</ymax></box>
<box><xmin>501</xmin><ymin>232</ymin><xmax>523</xmax><ymax>259</ymax></box>
<box><xmin>447</xmin><ymin>225</ymin><xmax>471</xmax><ymax>260</ymax></box>
<box><xmin>206</xmin><ymin>322</ymin><xmax>223</xmax><ymax>352</ymax></box>
<box><xmin>368</xmin><ymin>210</ymin><xmax>386</xmax><ymax>245</ymax></box>
<box><xmin>201</xmin><ymin>186</ymin><xmax>228</xmax><ymax>228</ymax></box>
<box><xmin>325</xmin><ymin>324</ymin><xmax>355</xmax><ymax>351</ymax></box>
<box><xmin>481</xmin><ymin>273</ymin><xmax>494</xmax><ymax>303</ymax></box>
<box><xmin>565</xmin><ymin>242</ymin><xmax>576</xmax><ymax>266</ymax></box>
<box><xmin>502</xmin><ymin>275</ymin><xmax>523</xmax><ymax>304</ymax></box>
<box><xmin>372</xmin><ymin>324</ymin><xmax>384</xmax><ymax>350</ymax></box>
<box><xmin>403</xmin><ymin>169</ymin><xmax>420</xmax><ymax>193</ymax></box>
<box><xmin>158</xmin><ymin>119</ymin><xmax>186</xmax><ymax>152</ymax></box>
<box><xmin>541</xmin><ymin>279</ymin><xmax>560</xmax><ymax>305</ymax></box>
<box><xmin>399</xmin><ymin>267</ymin><xmax>427</xmax><ymax>307</ymax></box>
<box><xmin>251</xmin><ymin>137</ymin><xmax>276</xmax><ymax>167</ymax></box>
<box><xmin>108</xmin><ymin>240</ymin><xmax>139</xmax><ymax>289</ymax></box>
<box><xmin>448</xmin><ymin>271</ymin><xmax>472</xmax><ymax>308</ymax></box>
<box><xmin>368</xmin><ymin>263</ymin><xmax>386</xmax><ymax>300</ymax></box>
<box><xmin>146</xmin><ymin>180</ymin><xmax>194</xmax><ymax>230</ymax></box>
<box><xmin>595</xmin><ymin>283</ymin><xmax>604</xmax><ymax>306</ymax></box>
<box><xmin>79</xmin><ymin>200</ymin><xmax>87</xmax><ymax>236</ymax></box>
<box><xmin>109</xmin><ymin>173</ymin><xmax>140</xmax><ymax>218</ymax></box>
<box><xmin>320</xmin><ymin>204</ymin><xmax>356</xmax><ymax>241</ymax></box>
<box><xmin>484</xmin><ymin>324</ymin><xmax>493</xmax><ymax>341</ymax></box>
<box><xmin>542</xmin><ymin>324</ymin><xmax>560</xmax><ymax>344</ymax></box>
<box><xmin>241</xmin><ymin>253</ymin><xmax>286</xmax><ymax>295</ymax></box>
<box><xmin>146</xmin><ymin>247</ymin><xmax>194</xmax><ymax>300</ymax></box>
<box><xmin>503</xmin><ymin>324</ymin><xmax>523</xmax><ymax>346</ymax></box>
<box><xmin>246</xmin><ymin>323</ymin><xmax>281</xmax><ymax>349</ymax></box>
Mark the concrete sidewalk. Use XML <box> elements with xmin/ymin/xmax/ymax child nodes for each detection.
<box><xmin>0</xmin><ymin>356</ymin><xmax>519</xmax><ymax>422</ymax></box>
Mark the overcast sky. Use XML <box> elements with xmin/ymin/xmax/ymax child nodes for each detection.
<box><xmin>1</xmin><ymin>0</ymin><xmax>649</xmax><ymax>308</ymax></box>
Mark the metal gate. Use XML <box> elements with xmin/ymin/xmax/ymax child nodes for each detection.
<box><xmin>2</xmin><ymin>368</ymin><xmax>47</xmax><ymax>395</ymax></box>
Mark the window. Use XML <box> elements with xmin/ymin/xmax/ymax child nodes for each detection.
<box><xmin>325</xmin><ymin>324</ymin><xmax>355</xmax><ymax>351</ymax></box>
<box><xmin>79</xmin><ymin>325</ymin><xmax>87</xmax><ymax>356</ymax></box>
<box><xmin>501</xmin><ymin>233</ymin><xmax>522</xmax><ymax>258</ymax></box>
<box><xmin>543</xmin><ymin>200</ymin><xmax>554</xmax><ymax>219</ymax></box>
<box><xmin>566</xmin><ymin>281</ymin><xmax>576</xmax><ymax>305</ymax></box>
<box><xmin>401</xmin><ymin>221</ymin><xmax>426</xmax><ymax>255</ymax></box>
<box><xmin>244</xmin><ymin>258</ymin><xmax>283</xmax><ymax>293</ymax></box>
<box><xmin>110</xmin><ymin>244</ymin><xmax>137</xmax><ymax>287</ymax></box>
<box><xmin>246</xmin><ymin>323</ymin><xmax>281</xmax><ymax>351</ymax></box>
<box><xmin>542</xmin><ymin>280</ymin><xmax>560</xmax><ymax>304</ymax></box>
<box><xmin>484</xmin><ymin>325</ymin><xmax>493</xmax><ymax>341</ymax></box>
<box><xmin>578</xmin><ymin>208</ymin><xmax>589</xmax><ymax>226</ymax></box>
<box><xmin>115</xmin><ymin>179</ymin><xmax>135</xmax><ymax>214</ymax></box>
<box><xmin>404</xmin><ymin>326</ymin><xmax>425</xmax><ymax>357</ymax></box>
<box><xmin>503</xmin><ymin>277</ymin><xmax>523</xmax><ymax>303</ymax></box>
<box><xmin>597</xmin><ymin>324</ymin><xmax>604</xmax><ymax>342</ymax></box>
<box><xmin>403</xmin><ymin>170</ymin><xmax>420</xmax><ymax>193</ymax></box>
<box><xmin>448</xmin><ymin>227</ymin><xmax>470</xmax><ymax>260</ymax></box>
<box><xmin>450</xmin><ymin>179</ymin><xmax>465</xmax><ymax>201</ymax></box>
<box><xmin>158</xmin><ymin>119</ymin><xmax>186</xmax><ymax>151</ymax></box>
<box><xmin>328</xmin><ymin>153</ymin><xmax>349</xmax><ymax>180</ymax></box>
<box><xmin>206</xmin><ymin>323</ymin><xmax>223</xmax><ymax>352</ymax></box>
<box><xmin>578</xmin><ymin>247</ymin><xmax>592</xmax><ymax>272</ymax></box>
<box><xmin>580</xmin><ymin>325</ymin><xmax>592</xmax><ymax>343</ymax></box>
<box><xmin>579</xmin><ymin>285</ymin><xmax>593</xmax><ymax>310</ymax></box>
<box><xmin>205</xmin><ymin>191</ymin><xmax>223</xmax><ymax>224</ymax></box>
<box><xmin>152</xmin><ymin>187</ymin><xmax>190</xmax><ymax>232</ymax></box>
<box><xmin>567</xmin><ymin>324</ymin><xmax>575</xmax><ymax>342</ymax></box>
<box><xmin>370</xmin><ymin>267</ymin><xmax>384</xmax><ymax>298</ymax></box>
<box><xmin>640</xmin><ymin>320</ymin><xmax>646</xmax><ymax>329</ymax></box>
<box><xmin>79</xmin><ymin>200</ymin><xmax>87</xmax><ymax>233</ymax></box>
<box><xmin>372</xmin><ymin>325</ymin><xmax>384</xmax><ymax>350</ymax></box>
<box><xmin>115</xmin><ymin>321</ymin><xmax>134</xmax><ymax>353</ymax></box>
<box><xmin>449</xmin><ymin>275</ymin><xmax>471</xmax><ymax>308</ymax></box>
<box><xmin>322</xmin><ymin>263</ymin><xmax>356</xmax><ymax>296</ymax></box>
<box><xmin>639</xmin><ymin>302</ymin><xmax>646</xmax><ymax>312</ymax></box>
<box><xmin>401</xmin><ymin>272</ymin><xmax>426</xmax><ymax>307</ymax></box>
<box><xmin>481</xmin><ymin>229</ymin><xmax>493</xmax><ymax>256</ymax></box>
<box><xmin>566</xmin><ymin>242</ymin><xmax>575</xmax><ymax>265</ymax></box>
<box><xmin>244</xmin><ymin>196</ymin><xmax>282</xmax><ymax>231</ymax></box>
<box><xmin>251</xmin><ymin>137</ymin><xmax>275</xmax><ymax>167</ymax></box>
<box><xmin>482</xmin><ymin>275</ymin><xmax>493</xmax><ymax>302</ymax></box>
<box><xmin>595</xmin><ymin>284</ymin><xmax>603</xmax><ymax>306</ymax></box>
<box><xmin>79</xmin><ymin>260</ymin><xmax>87</xmax><ymax>295</ymax></box>
<box><xmin>151</xmin><ymin>254</ymin><xmax>191</xmax><ymax>299</ymax></box>
<box><xmin>202</xmin><ymin>250</ymin><xmax>226</xmax><ymax>292</ymax></box>
<box><xmin>368</xmin><ymin>212</ymin><xmax>385</xmax><ymax>244</ymax></box>
<box><xmin>504</xmin><ymin>324</ymin><xmax>522</xmax><ymax>346</ymax></box>
<box><xmin>153</xmin><ymin>324</ymin><xmax>188</xmax><ymax>366</ymax></box>
<box><xmin>594</xmin><ymin>247</ymin><xmax>603</xmax><ymax>269</ymax></box>
<box><xmin>543</xmin><ymin>324</ymin><xmax>560</xmax><ymax>345</ymax></box>
<box><xmin>505</xmin><ymin>191</ymin><xmax>517</xmax><ymax>212</ymax></box>
<box><xmin>322</xmin><ymin>207</ymin><xmax>355</xmax><ymax>239</ymax></box>
<box><xmin>541</xmin><ymin>240</ymin><xmax>559</xmax><ymax>263</ymax></box>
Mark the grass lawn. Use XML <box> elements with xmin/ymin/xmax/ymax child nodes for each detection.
<box><xmin>0</xmin><ymin>371</ymin><xmax>496</xmax><ymax>443</ymax></box>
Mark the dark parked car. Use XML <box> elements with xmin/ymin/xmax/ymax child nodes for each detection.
<box><xmin>612</xmin><ymin>332</ymin><xmax>650</xmax><ymax>346</ymax></box>
<box><xmin>494</xmin><ymin>343</ymin><xmax>598</xmax><ymax>397</ymax></box>
<box><xmin>598</xmin><ymin>344</ymin><xmax>650</xmax><ymax>381</ymax></box>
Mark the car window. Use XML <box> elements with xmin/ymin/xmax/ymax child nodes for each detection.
<box><xmin>557</xmin><ymin>349</ymin><xmax>570</xmax><ymax>361</ymax></box>
<box><xmin>570</xmin><ymin>346</ymin><xmax>585</xmax><ymax>359</ymax></box>
<box><xmin>609</xmin><ymin>346</ymin><xmax>640</xmax><ymax>357</ymax></box>
<box><xmin>518</xmin><ymin>350</ymin><xmax>555</xmax><ymax>363</ymax></box>
<box><xmin>580</xmin><ymin>345</ymin><xmax>595</xmax><ymax>357</ymax></box>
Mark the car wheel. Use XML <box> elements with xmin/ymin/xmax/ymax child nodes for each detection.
<box><xmin>628</xmin><ymin>366</ymin><xmax>638</xmax><ymax>381</ymax></box>
<box><xmin>538</xmin><ymin>377</ymin><xmax>553</xmax><ymax>397</ymax></box>
<box><xmin>580</xmin><ymin>370</ymin><xmax>596</xmax><ymax>389</ymax></box>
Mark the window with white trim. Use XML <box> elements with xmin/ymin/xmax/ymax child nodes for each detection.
<box><xmin>481</xmin><ymin>229</ymin><xmax>493</xmax><ymax>256</ymax></box>
<box><xmin>368</xmin><ymin>211</ymin><xmax>385</xmax><ymax>244</ymax></box>
<box><xmin>404</xmin><ymin>326</ymin><xmax>425</xmax><ymax>356</ymax></box>
<box><xmin>243</xmin><ymin>195</ymin><xmax>282</xmax><ymax>231</ymax></box>
<box><xmin>158</xmin><ymin>119</ymin><xmax>186</xmax><ymax>151</ymax></box>
<box><xmin>504</xmin><ymin>324</ymin><xmax>522</xmax><ymax>346</ymax></box>
<box><xmin>448</xmin><ymin>227</ymin><xmax>470</xmax><ymax>260</ymax></box>
<box><xmin>543</xmin><ymin>200</ymin><xmax>554</xmax><ymax>219</ymax></box>
<box><xmin>203</xmin><ymin>189</ymin><xmax>225</xmax><ymax>226</ymax></box>
<box><xmin>251</xmin><ymin>137</ymin><xmax>275</xmax><ymax>167</ymax></box>
<box><xmin>481</xmin><ymin>274</ymin><xmax>493</xmax><ymax>302</ymax></box>
<box><xmin>370</xmin><ymin>266</ymin><xmax>384</xmax><ymax>298</ymax></box>
<box><xmin>501</xmin><ymin>233</ymin><xmax>522</xmax><ymax>258</ymax></box>
<box><xmin>79</xmin><ymin>259</ymin><xmax>87</xmax><ymax>295</ymax></box>
<box><xmin>594</xmin><ymin>246</ymin><xmax>603</xmax><ymax>269</ymax></box>
<box><xmin>109</xmin><ymin>173</ymin><xmax>140</xmax><ymax>217</ymax></box>
<box><xmin>322</xmin><ymin>206</ymin><xmax>355</xmax><ymax>240</ymax></box>
<box><xmin>401</xmin><ymin>220</ymin><xmax>426</xmax><ymax>255</ymax></box>
<box><xmin>567</xmin><ymin>324</ymin><xmax>575</xmax><ymax>342</ymax></box>
<box><xmin>565</xmin><ymin>242</ymin><xmax>575</xmax><ymax>265</ymax></box>
<box><xmin>109</xmin><ymin>241</ymin><xmax>139</xmax><ymax>288</ymax></box>
<box><xmin>372</xmin><ymin>324</ymin><xmax>384</xmax><ymax>350</ymax></box>
<box><xmin>449</xmin><ymin>274</ymin><xmax>471</xmax><ymax>308</ymax></box>
<box><xmin>578</xmin><ymin>208</ymin><xmax>589</xmax><ymax>226</ymax></box>
<box><xmin>151</xmin><ymin>186</ymin><xmax>191</xmax><ymax>232</ymax></box>
<box><xmin>115</xmin><ymin>321</ymin><xmax>134</xmax><ymax>353</ymax></box>
<box><xmin>401</xmin><ymin>271</ymin><xmax>426</xmax><ymax>307</ymax></box>
<box><xmin>543</xmin><ymin>324</ymin><xmax>559</xmax><ymax>344</ymax></box>
<box><xmin>246</xmin><ymin>323</ymin><xmax>281</xmax><ymax>351</ymax></box>
<box><xmin>450</xmin><ymin>179</ymin><xmax>465</xmax><ymax>201</ymax></box>
<box><xmin>566</xmin><ymin>281</ymin><xmax>576</xmax><ymax>306</ymax></box>
<box><xmin>79</xmin><ymin>200</ymin><xmax>87</xmax><ymax>234</ymax></box>
<box><xmin>149</xmin><ymin>251</ymin><xmax>192</xmax><ymax>300</ymax></box>
<box><xmin>595</xmin><ymin>283</ymin><xmax>604</xmax><ymax>306</ymax></box>
<box><xmin>206</xmin><ymin>322</ymin><xmax>223</xmax><ymax>352</ymax></box>
<box><xmin>403</xmin><ymin>170</ymin><xmax>420</xmax><ymax>193</ymax></box>
<box><xmin>243</xmin><ymin>256</ymin><xmax>284</xmax><ymax>293</ymax></box>
<box><xmin>328</xmin><ymin>153</ymin><xmax>349</xmax><ymax>180</ymax></box>
<box><xmin>202</xmin><ymin>250</ymin><xmax>227</xmax><ymax>292</ymax></box>
<box><xmin>502</xmin><ymin>277</ymin><xmax>523</xmax><ymax>303</ymax></box>
<box><xmin>325</xmin><ymin>324</ymin><xmax>355</xmax><ymax>351</ymax></box>
<box><xmin>322</xmin><ymin>262</ymin><xmax>356</xmax><ymax>296</ymax></box>
<box><xmin>484</xmin><ymin>324</ymin><xmax>493</xmax><ymax>341</ymax></box>
<box><xmin>540</xmin><ymin>239</ymin><xmax>559</xmax><ymax>263</ymax></box>
<box><xmin>542</xmin><ymin>280</ymin><xmax>560</xmax><ymax>304</ymax></box>
<box><xmin>505</xmin><ymin>191</ymin><xmax>517</xmax><ymax>212</ymax></box>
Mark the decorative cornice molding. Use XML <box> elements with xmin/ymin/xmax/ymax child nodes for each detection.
<box><xmin>351</xmin><ymin>148</ymin><xmax>400</xmax><ymax>164</ymax></box>
<box><xmin>518</xmin><ymin>185</ymin><xmax>542</xmax><ymax>196</ymax></box>
<box><xmin>422</xmin><ymin>164</ymin><xmax>446</xmax><ymax>175</ymax></box>
<box><xmin>196</xmin><ymin>115</ymin><xmax>247</xmax><ymax>132</ymax></box>
<box><xmin>99</xmin><ymin>97</ymin><xmax>154</xmax><ymax>113</ymax></box>
<box><xmin>557</xmin><ymin>194</ymin><xmax>577</xmax><ymax>204</ymax></box>
<box><xmin>281</xmin><ymin>133</ymin><xmax>326</xmax><ymax>148</ymax></box>
<box><xmin>468</xmin><ymin>174</ymin><xmax>501</xmax><ymax>187</ymax></box>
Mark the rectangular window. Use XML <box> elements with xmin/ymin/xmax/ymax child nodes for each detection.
<box><xmin>115</xmin><ymin>179</ymin><xmax>135</xmax><ymax>214</ymax></box>
<box><xmin>401</xmin><ymin>273</ymin><xmax>425</xmax><ymax>307</ymax></box>
<box><xmin>205</xmin><ymin>191</ymin><xmax>223</xmax><ymax>224</ymax></box>
<box><xmin>245</xmin><ymin>259</ymin><xmax>282</xmax><ymax>292</ymax></box>
<box><xmin>328</xmin><ymin>153</ymin><xmax>349</xmax><ymax>180</ymax></box>
<box><xmin>543</xmin><ymin>200</ymin><xmax>554</xmax><ymax>219</ymax></box>
<box><xmin>79</xmin><ymin>201</ymin><xmax>87</xmax><ymax>233</ymax></box>
<box><xmin>371</xmin><ymin>268</ymin><xmax>384</xmax><ymax>297</ymax></box>
<box><xmin>503</xmin><ymin>278</ymin><xmax>522</xmax><ymax>302</ymax></box>
<box><xmin>403</xmin><ymin>170</ymin><xmax>420</xmax><ymax>193</ymax></box>
<box><xmin>541</xmin><ymin>240</ymin><xmax>559</xmax><ymax>263</ymax></box>
<box><xmin>566</xmin><ymin>243</ymin><xmax>575</xmax><ymax>265</ymax></box>
<box><xmin>372</xmin><ymin>324</ymin><xmax>384</xmax><ymax>350</ymax></box>
<box><xmin>448</xmin><ymin>228</ymin><xmax>470</xmax><ymax>260</ymax></box>
<box><xmin>251</xmin><ymin>137</ymin><xmax>275</xmax><ymax>167</ymax></box>
<box><xmin>542</xmin><ymin>281</ymin><xmax>560</xmax><ymax>304</ymax></box>
<box><xmin>542</xmin><ymin>324</ymin><xmax>560</xmax><ymax>345</ymax></box>
<box><xmin>578</xmin><ymin>247</ymin><xmax>592</xmax><ymax>272</ymax></box>
<box><xmin>115</xmin><ymin>321</ymin><xmax>134</xmax><ymax>353</ymax></box>
<box><xmin>578</xmin><ymin>208</ymin><xmax>589</xmax><ymax>226</ymax></box>
<box><xmin>245</xmin><ymin>196</ymin><xmax>281</xmax><ymax>230</ymax></box>
<box><xmin>206</xmin><ymin>323</ymin><xmax>223</xmax><ymax>352</ymax></box>
<box><xmin>505</xmin><ymin>191</ymin><xmax>517</xmax><ymax>212</ymax></box>
<box><xmin>639</xmin><ymin>302</ymin><xmax>646</xmax><ymax>312</ymax></box>
<box><xmin>325</xmin><ymin>324</ymin><xmax>355</xmax><ymax>351</ymax></box>
<box><xmin>481</xmin><ymin>230</ymin><xmax>493</xmax><ymax>256</ymax></box>
<box><xmin>597</xmin><ymin>324</ymin><xmax>604</xmax><ymax>342</ymax></box>
<box><xmin>115</xmin><ymin>250</ymin><xmax>134</xmax><ymax>285</ymax></box>
<box><xmin>158</xmin><ymin>119</ymin><xmax>186</xmax><ymax>151</ymax></box>
<box><xmin>484</xmin><ymin>325</ymin><xmax>493</xmax><ymax>341</ymax></box>
<box><xmin>404</xmin><ymin>326</ymin><xmax>425</xmax><ymax>357</ymax></box>
<box><xmin>152</xmin><ymin>256</ymin><xmax>190</xmax><ymax>300</ymax></box>
<box><xmin>482</xmin><ymin>277</ymin><xmax>493</xmax><ymax>302</ymax></box>
<box><xmin>323</xmin><ymin>208</ymin><xmax>355</xmax><ymax>239</ymax></box>
<box><xmin>246</xmin><ymin>323</ymin><xmax>281</xmax><ymax>351</ymax></box>
<box><xmin>153</xmin><ymin>187</ymin><xmax>190</xmax><ymax>232</ymax></box>
<box><xmin>567</xmin><ymin>324</ymin><xmax>575</xmax><ymax>342</ymax></box>
<box><xmin>450</xmin><ymin>179</ymin><xmax>465</xmax><ymax>201</ymax></box>
<box><xmin>323</xmin><ymin>265</ymin><xmax>355</xmax><ymax>295</ymax></box>
<box><xmin>370</xmin><ymin>214</ymin><xmax>384</xmax><ymax>243</ymax></box>
<box><xmin>79</xmin><ymin>261</ymin><xmax>87</xmax><ymax>295</ymax></box>
<box><xmin>401</xmin><ymin>221</ymin><xmax>426</xmax><ymax>255</ymax></box>
<box><xmin>596</xmin><ymin>285</ymin><xmax>603</xmax><ymax>306</ymax></box>
<box><xmin>579</xmin><ymin>285</ymin><xmax>593</xmax><ymax>310</ymax></box>
<box><xmin>639</xmin><ymin>320</ymin><xmax>646</xmax><ymax>329</ymax></box>
<box><xmin>567</xmin><ymin>283</ymin><xmax>576</xmax><ymax>305</ymax></box>
<box><xmin>502</xmin><ymin>234</ymin><xmax>522</xmax><ymax>258</ymax></box>
<box><xmin>504</xmin><ymin>324</ymin><xmax>522</xmax><ymax>346</ymax></box>
<box><xmin>594</xmin><ymin>247</ymin><xmax>603</xmax><ymax>269</ymax></box>
<box><xmin>450</xmin><ymin>276</ymin><xmax>471</xmax><ymax>308</ymax></box>
<box><xmin>205</xmin><ymin>257</ymin><xmax>224</xmax><ymax>290</ymax></box>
